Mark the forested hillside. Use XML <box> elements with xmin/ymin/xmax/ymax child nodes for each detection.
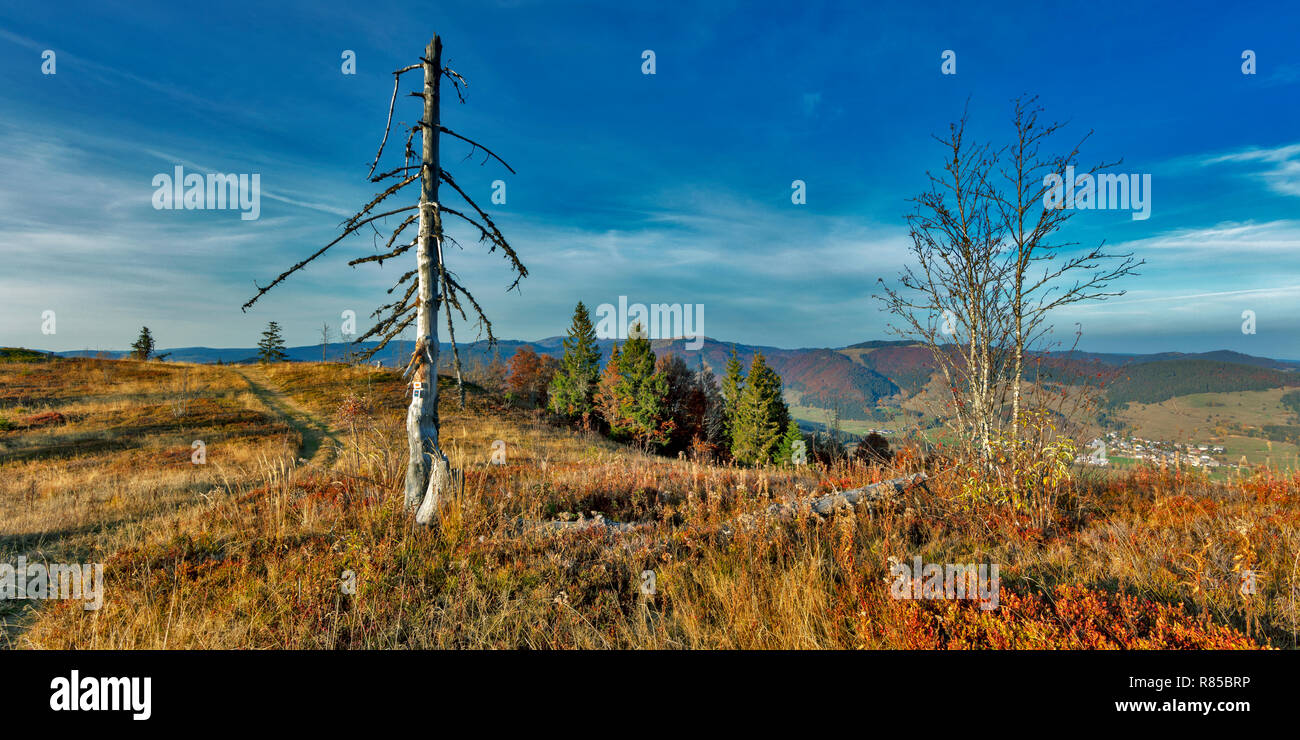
<box><xmin>1106</xmin><ymin>359</ymin><xmax>1300</xmax><ymax>407</ymax></box>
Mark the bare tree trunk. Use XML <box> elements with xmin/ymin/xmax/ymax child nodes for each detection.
<box><xmin>1010</xmin><ymin>295</ymin><xmax>1023</xmax><ymax>490</ymax></box>
<box><xmin>243</xmin><ymin>32</ymin><xmax>524</xmax><ymax>526</ymax></box>
<box><xmin>407</xmin><ymin>35</ymin><xmax>452</xmax><ymax>524</ymax></box>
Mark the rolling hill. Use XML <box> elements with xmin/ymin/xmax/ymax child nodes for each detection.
<box><xmin>1104</xmin><ymin>359</ymin><xmax>1300</xmax><ymax>407</ymax></box>
<box><xmin>44</xmin><ymin>339</ymin><xmax>1300</xmax><ymax>419</ymax></box>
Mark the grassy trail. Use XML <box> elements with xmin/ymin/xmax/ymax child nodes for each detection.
<box><xmin>231</xmin><ymin>365</ymin><xmax>341</xmax><ymax>470</ymax></box>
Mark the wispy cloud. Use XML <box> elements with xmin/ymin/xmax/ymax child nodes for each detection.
<box><xmin>1263</xmin><ymin>62</ymin><xmax>1300</xmax><ymax>88</ymax></box>
<box><xmin>1119</xmin><ymin>219</ymin><xmax>1300</xmax><ymax>253</ymax></box>
<box><xmin>140</xmin><ymin>148</ymin><xmax>355</xmax><ymax>218</ymax></box>
<box><xmin>0</xmin><ymin>28</ymin><xmax>248</xmax><ymax>121</ymax></box>
<box><xmin>1071</xmin><ymin>284</ymin><xmax>1300</xmax><ymax>308</ymax></box>
<box><xmin>1198</xmin><ymin>143</ymin><xmax>1300</xmax><ymax>198</ymax></box>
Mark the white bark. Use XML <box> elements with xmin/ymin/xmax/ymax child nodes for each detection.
<box><xmin>404</xmin><ymin>35</ymin><xmax>454</xmax><ymax>523</ymax></box>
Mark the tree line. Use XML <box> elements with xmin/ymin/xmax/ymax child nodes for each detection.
<box><xmin>124</xmin><ymin>321</ymin><xmax>290</xmax><ymax>364</ymax></box>
<box><xmin>503</xmin><ymin>301</ymin><xmax>802</xmax><ymax>465</ymax></box>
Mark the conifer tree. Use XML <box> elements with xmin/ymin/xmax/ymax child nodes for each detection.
<box><xmin>751</xmin><ymin>352</ymin><xmax>791</xmax><ymax>441</ymax></box>
<box><xmin>595</xmin><ymin>343</ymin><xmax>624</xmax><ymax>430</ymax></box>
<box><xmin>697</xmin><ymin>364</ymin><xmax>728</xmax><ymax>450</ymax></box>
<box><xmin>548</xmin><ymin>301</ymin><xmax>602</xmax><ymax>422</ymax></box>
<box><xmin>731</xmin><ymin>382</ymin><xmax>775</xmax><ymax>464</ymax></box>
<box><xmin>776</xmin><ymin>418</ymin><xmax>805</xmax><ymax>466</ymax></box>
<box><xmin>729</xmin><ymin>351</ymin><xmax>790</xmax><ymax>465</ymax></box>
<box><xmin>720</xmin><ymin>345</ymin><xmax>745</xmax><ymax>438</ymax></box>
<box><xmin>257</xmin><ymin>321</ymin><xmax>289</xmax><ymax>363</ymax></box>
<box><xmin>597</xmin><ymin>323</ymin><xmax>672</xmax><ymax>449</ymax></box>
<box><xmin>130</xmin><ymin>327</ymin><xmax>155</xmax><ymax>361</ymax></box>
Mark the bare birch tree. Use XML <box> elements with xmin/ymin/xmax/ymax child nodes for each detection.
<box><xmin>243</xmin><ymin>34</ymin><xmax>526</xmax><ymax>525</ymax></box>
<box><xmin>878</xmin><ymin>98</ymin><xmax>1142</xmax><ymax>477</ymax></box>
<box><xmin>991</xmin><ymin>95</ymin><xmax>1141</xmax><ymax>461</ymax></box>
<box><xmin>878</xmin><ymin>110</ymin><xmax>1011</xmax><ymax>465</ymax></box>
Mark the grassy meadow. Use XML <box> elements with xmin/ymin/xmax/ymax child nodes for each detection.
<box><xmin>1114</xmin><ymin>388</ymin><xmax>1300</xmax><ymax>468</ymax></box>
<box><xmin>2</xmin><ymin>354</ymin><xmax>1297</xmax><ymax>649</ymax></box>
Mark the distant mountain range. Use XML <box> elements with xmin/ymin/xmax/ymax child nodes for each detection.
<box><xmin>35</xmin><ymin>339</ymin><xmax>1300</xmax><ymax>418</ymax></box>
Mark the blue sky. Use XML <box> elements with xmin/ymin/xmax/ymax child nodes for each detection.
<box><xmin>2</xmin><ymin>0</ymin><xmax>1299</xmax><ymax>357</ymax></box>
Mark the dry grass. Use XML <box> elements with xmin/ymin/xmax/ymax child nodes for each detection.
<box><xmin>5</xmin><ymin>357</ymin><xmax>1295</xmax><ymax>649</ymax></box>
<box><xmin>0</xmin><ymin>357</ymin><xmax>297</xmax><ymax>645</ymax></box>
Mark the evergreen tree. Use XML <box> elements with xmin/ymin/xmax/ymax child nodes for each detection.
<box><xmin>595</xmin><ymin>343</ymin><xmax>624</xmax><ymax>430</ymax></box>
<box><xmin>596</xmin><ymin>323</ymin><xmax>672</xmax><ymax>449</ymax></box>
<box><xmin>752</xmin><ymin>353</ymin><xmax>792</xmax><ymax>441</ymax></box>
<box><xmin>257</xmin><ymin>321</ymin><xmax>289</xmax><ymax>363</ymax></box>
<box><xmin>731</xmin><ymin>379</ymin><xmax>777</xmax><ymax>464</ymax></box>
<box><xmin>720</xmin><ymin>345</ymin><xmax>745</xmax><ymax>438</ymax></box>
<box><xmin>697</xmin><ymin>364</ymin><xmax>728</xmax><ymax>450</ymax></box>
<box><xmin>776</xmin><ymin>418</ymin><xmax>805</xmax><ymax>466</ymax></box>
<box><xmin>730</xmin><ymin>351</ymin><xmax>790</xmax><ymax>465</ymax></box>
<box><xmin>548</xmin><ymin>301</ymin><xmax>602</xmax><ymax>422</ymax></box>
<box><xmin>130</xmin><ymin>327</ymin><xmax>155</xmax><ymax>361</ymax></box>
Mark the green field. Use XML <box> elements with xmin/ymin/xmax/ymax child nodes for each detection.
<box><xmin>1115</xmin><ymin>387</ymin><xmax>1300</xmax><ymax>468</ymax></box>
<box><xmin>788</xmin><ymin>403</ymin><xmax>900</xmax><ymax>437</ymax></box>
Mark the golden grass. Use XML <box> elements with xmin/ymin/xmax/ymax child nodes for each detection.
<box><xmin>0</xmin><ymin>358</ymin><xmax>297</xmax><ymax>646</ymax></box>
<box><xmin>4</xmin><ymin>357</ymin><xmax>1296</xmax><ymax>649</ymax></box>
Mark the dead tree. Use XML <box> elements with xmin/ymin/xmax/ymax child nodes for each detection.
<box><xmin>242</xmin><ymin>34</ymin><xmax>526</xmax><ymax>525</ymax></box>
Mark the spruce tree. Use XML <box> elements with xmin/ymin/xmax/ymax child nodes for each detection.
<box><xmin>729</xmin><ymin>351</ymin><xmax>790</xmax><ymax>465</ymax></box>
<box><xmin>657</xmin><ymin>353</ymin><xmax>698</xmax><ymax>453</ymax></box>
<box><xmin>697</xmin><ymin>364</ymin><xmax>728</xmax><ymax>450</ymax></box>
<box><xmin>620</xmin><ymin>324</ymin><xmax>672</xmax><ymax>448</ymax></box>
<box><xmin>548</xmin><ymin>301</ymin><xmax>602</xmax><ymax>422</ymax></box>
<box><xmin>130</xmin><ymin>327</ymin><xmax>155</xmax><ymax>361</ymax></box>
<box><xmin>595</xmin><ymin>343</ymin><xmax>625</xmax><ymax>429</ymax></box>
<box><xmin>257</xmin><ymin>321</ymin><xmax>289</xmax><ymax>363</ymax></box>
<box><xmin>597</xmin><ymin>323</ymin><xmax>672</xmax><ymax>449</ymax></box>
<box><xmin>750</xmin><ymin>352</ymin><xmax>791</xmax><ymax>443</ymax></box>
<box><xmin>776</xmin><ymin>418</ymin><xmax>805</xmax><ymax>466</ymax></box>
<box><xmin>731</xmin><ymin>380</ymin><xmax>774</xmax><ymax>464</ymax></box>
<box><xmin>720</xmin><ymin>346</ymin><xmax>745</xmax><ymax>439</ymax></box>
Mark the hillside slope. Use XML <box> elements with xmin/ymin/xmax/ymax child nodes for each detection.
<box><xmin>44</xmin><ymin>341</ymin><xmax>1300</xmax><ymax>419</ymax></box>
<box><xmin>6</xmin><ymin>355</ymin><xmax>1291</xmax><ymax>649</ymax></box>
<box><xmin>1106</xmin><ymin>359</ymin><xmax>1300</xmax><ymax>407</ymax></box>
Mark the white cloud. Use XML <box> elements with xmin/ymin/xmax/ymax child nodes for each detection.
<box><xmin>1117</xmin><ymin>219</ymin><xmax>1300</xmax><ymax>254</ymax></box>
<box><xmin>1198</xmin><ymin>143</ymin><xmax>1300</xmax><ymax>198</ymax></box>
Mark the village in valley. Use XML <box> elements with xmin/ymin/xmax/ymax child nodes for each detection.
<box><xmin>1077</xmin><ymin>431</ymin><xmax>1235</xmax><ymax>470</ymax></box>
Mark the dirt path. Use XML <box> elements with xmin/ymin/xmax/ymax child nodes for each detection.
<box><xmin>232</xmin><ymin>365</ymin><xmax>341</xmax><ymax>470</ymax></box>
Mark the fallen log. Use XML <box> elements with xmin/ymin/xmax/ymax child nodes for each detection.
<box><xmin>527</xmin><ymin>512</ymin><xmax>647</xmax><ymax>535</ymax></box>
<box><xmin>522</xmin><ymin>472</ymin><xmax>929</xmax><ymax>538</ymax></box>
<box><xmin>767</xmin><ymin>472</ymin><xmax>928</xmax><ymax>518</ymax></box>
